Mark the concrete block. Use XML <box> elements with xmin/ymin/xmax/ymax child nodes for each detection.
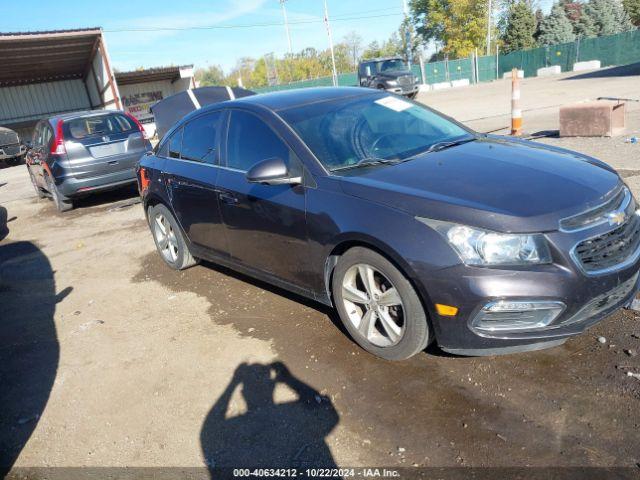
<box><xmin>559</xmin><ymin>101</ymin><xmax>625</xmax><ymax>137</ymax></box>
<box><xmin>537</xmin><ymin>65</ymin><xmax>561</xmax><ymax>77</ymax></box>
<box><xmin>418</xmin><ymin>84</ymin><xmax>431</xmax><ymax>93</ymax></box>
<box><xmin>432</xmin><ymin>82</ymin><xmax>452</xmax><ymax>90</ymax></box>
<box><xmin>503</xmin><ymin>70</ymin><xmax>524</xmax><ymax>79</ymax></box>
<box><xmin>450</xmin><ymin>79</ymin><xmax>470</xmax><ymax>88</ymax></box>
<box><xmin>573</xmin><ymin>60</ymin><xmax>601</xmax><ymax>72</ymax></box>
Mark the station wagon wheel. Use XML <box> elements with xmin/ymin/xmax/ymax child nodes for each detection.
<box><xmin>333</xmin><ymin>247</ymin><xmax>430</xmax><ymax>361</ymax></box>
<box><xmin>148</xmin><ymin>204</ymin><xmax>197</xmax><ymax>270</ymax></box>
<box><xmin>28</xmin><ymin>168</ymin><xmax>46</xmax><ymax>199</ymax></box>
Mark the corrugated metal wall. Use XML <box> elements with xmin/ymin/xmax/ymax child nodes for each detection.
<box><xmin>0</xmin><ymin>79</ymin><xmax>91</xmax><ymax>125</ymax></box>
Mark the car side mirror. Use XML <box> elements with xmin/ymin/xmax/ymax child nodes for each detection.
<box><xmin>246</xmin><ymin>157</ymin><xmax>301</xmax><ymax>186</ymax></box>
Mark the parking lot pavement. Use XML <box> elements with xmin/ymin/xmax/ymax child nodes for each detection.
<box><xmin>1</xmin><ymin>72</ymin><xmax>640</xmax><ymax>472</ymax></box>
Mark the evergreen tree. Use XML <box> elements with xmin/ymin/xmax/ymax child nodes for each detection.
<box><xmin>581</xmin><ymin>0</ymin><xmax>634</xmax><ymax>35</ymax></box>
<box><xmin>623</xmin><ymin>0</ymin><xmax>640</xmax><ymax>25</ymax></box>
<box><xmin>501</xmin><ymin>1</ymin><xmax>538</xmax><ymax>52</ymax></box>
<box><xmin>534</xmin><ymin>8</ymin><xmax>545</xmax><ymax>40</ymax></box>
<box><xmin>538</xmin><ymin>3</ymin><xmax>576</xmax><ymax>45</ymax></box>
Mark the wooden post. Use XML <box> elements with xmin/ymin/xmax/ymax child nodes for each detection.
<box><xmin>511</xmin><ymin>68</ymin><xmax>522</xmax><ymax>136</ymax></box>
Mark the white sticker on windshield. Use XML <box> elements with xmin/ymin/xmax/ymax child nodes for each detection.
<box><xmin>375</xmin><ymin>96</ymin><xmax>413</xmax><ymax>112</ymax></box>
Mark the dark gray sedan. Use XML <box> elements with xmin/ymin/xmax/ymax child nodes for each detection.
<box><xmin>138</xmin><ymin>87</ymin><xmax>640</xmax><ymax>360</ymax></box>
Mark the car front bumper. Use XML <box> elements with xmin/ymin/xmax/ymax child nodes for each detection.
<box><xmin>414</xmin><ymin>240</ymin><xmax>640</xmax><ymax>356</ymax></box>
<box><xmin>0</xmin><ymin>144</ymin><xmax>26</xmax><ymax>160</ymax></box>
<box><xmin>386</xmin><ymin>84</ymin><xmax>419</xmax><ymax>96</ymax></box>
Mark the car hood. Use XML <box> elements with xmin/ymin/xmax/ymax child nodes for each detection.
<box><xmin>338</xmin><ymin>137</ymin><xmax>622</xmax><ymax>233</ymax></box>
<box><xmin>378</xmin><ymin>69</ymin><xmax>413</xmax><ymax>78</ymax></box>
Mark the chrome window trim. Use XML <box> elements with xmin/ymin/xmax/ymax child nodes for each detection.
<box><xmin>559</xmin><ymin>187</ymin><xmax>629</xmax><ymax>233</ymax></box>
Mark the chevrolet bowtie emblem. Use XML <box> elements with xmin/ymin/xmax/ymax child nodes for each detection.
<box><xmin>607</xmin><ymin>211</ymin><xmax>626</xmax><ymax>227</ymax></box>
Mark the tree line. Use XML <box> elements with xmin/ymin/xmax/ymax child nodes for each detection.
<box><xmin>195</xmin><ymin>0</ymin><xmax>639</xmax><ymax>88</ymax></box>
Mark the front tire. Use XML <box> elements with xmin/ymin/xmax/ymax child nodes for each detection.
<box><xmin>148</xmin><ymin>204</ymin><xmax>197</xmax><ymax>270</ymax></box>
<box><xmin>332</xmin><ymin>247</ymin><xmax>430</xmax><ymax>361</ymax></box>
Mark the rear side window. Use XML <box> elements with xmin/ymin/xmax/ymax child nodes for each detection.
<box><xmin>66</xmin><ymin>114</ymin><xmax>136</xmax><ymax>140</ymax></box>
<box><xmin>226</xmin><ymin>111</ymin><xmax>292</xmax><ymax>172</ymax></box>
<box><xmin>168</xmin><ymin>128</ymin><xmax>183</xmax><ymax>159</ymax></box>
<box><xmin>180</xmin><ymin>112</ymin><xmax>222</xmax><ymax>164</ymax></box>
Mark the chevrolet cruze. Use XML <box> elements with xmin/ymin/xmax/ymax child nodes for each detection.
<box><xmin>137</xmin><ymin>87</ymin><xmax>640</xmax><ymax>360</ymax></box>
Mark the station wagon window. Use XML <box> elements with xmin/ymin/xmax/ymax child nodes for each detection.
<box><xmin>226</xmin><ymin>110</ymin><xmax>297</xmax><ymax>172</ymax></box>
<box><xmin>66</xmin><ymin>113</ymin><xmax>136</xmax><ymax>140</ymax></box>
<box><xmin>180</xmin><ymin>112</ymin><xmax>222</xmax><ymax>164</ymax></box>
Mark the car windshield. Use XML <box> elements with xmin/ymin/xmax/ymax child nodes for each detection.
<box><xmin>379</xmin><ymin>59</ymin><xmax>407</xmax><ymax>72</ymax></box>
<box><xmin>280</xmin><ymin>94</ymin><xmax>472</xmax><ymax>172</ymax></box>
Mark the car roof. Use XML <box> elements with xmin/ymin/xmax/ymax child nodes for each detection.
<box><xmin>360</xmin><ymin>57</ymin><xmax>403</xmax><ymax>63</ymax></box>
<box><xmin>230</xmin><ymin>86</ymin><xmax>375</xmax><ymax>112</ymax></box>
<box><xmin>48</xmin><ymin>110</ymin><xmax>126</xmax><ymax>123</ymax></box>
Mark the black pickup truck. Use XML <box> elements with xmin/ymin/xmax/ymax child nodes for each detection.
<box><xmin>0</xmin><ymin>127</ymin><xmax>27</xmax><ymax>166</ymax></box>
<box><xmin>357</xmin><ymin>57</ymin><xmax>419</xmax><ymax>98</ymax></box>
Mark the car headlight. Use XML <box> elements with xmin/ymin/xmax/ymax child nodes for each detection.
<box><xmin>386</xmin><ymin>80</ymin><xmax>398</xmax><ymax>86</ymax></box>
<box><xmin>417</xmin><ymin>218</ymin><xmax>552</xmax><ymax>266</ymax></box>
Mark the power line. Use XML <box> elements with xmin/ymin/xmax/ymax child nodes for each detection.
<box><xmin>104</xmin><ymin>10</ymin><xmax>403</xmax><ymax>33</ymax></box>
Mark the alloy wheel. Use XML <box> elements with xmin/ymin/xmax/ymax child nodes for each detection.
<box><xmin>154</xmin><ymin>213</ymin><xmax>179</xmax><ymax>263</ymax></box>
<box><xmin>341</xmin><ymin>263</ymin><xmax>405</xmax><ymax>347</ymax></box>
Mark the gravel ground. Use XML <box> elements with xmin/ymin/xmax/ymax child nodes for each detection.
<box><xmin>1</xmin><ymin>66</ymin><xmax>640</xmax><ymax>478</ymax></box>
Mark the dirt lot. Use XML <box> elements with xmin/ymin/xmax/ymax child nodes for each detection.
<box><xmin>1</xmin><ymin>65</ymin><xmax>640</xmax><ymax>477</ymax></box>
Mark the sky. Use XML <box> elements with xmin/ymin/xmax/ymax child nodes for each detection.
<box><xmin>2</xmin><ymin>0</ymin><xmax>413</xmax><ymax>73</ymax></box>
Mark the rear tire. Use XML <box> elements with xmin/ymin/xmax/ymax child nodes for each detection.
<box><xmin>28</xmin><ymin>168</ymin><xmax>46</xmax><ymax>199</ymax></box>
<box><xmin>45</xmin><ymin>175</ymin><xmax>73</xmax><ymax>212</ymax></box>
<box><xmin>148</xmin><ymin>204</ymin><xmax>197</xmax><ymax>270</ymax></box>
<box><xmin>332</xmin><ymin>247</ymin><xmax>430</xmax><ymax>361</ymax></box>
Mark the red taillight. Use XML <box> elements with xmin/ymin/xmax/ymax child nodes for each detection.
<box><xmin>51</xmin><ymin>120</ymin><xmax>66</xmax><ymax>155</ymax></box>
<box><xmin>125</xmin><ymin>112</ymin><xmax>149</xmax><ymax>140</ymax></box>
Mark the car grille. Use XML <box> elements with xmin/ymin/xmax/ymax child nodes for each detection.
<box><xmin>574</xmin><ymin>213</ymin><xmax>640</xmax><ymax>273</ymax></box>
<box><xmin>397</xmin><ymin>75</ymin><xmax>413</xmax><ymax>86</ymax></box>
<box><xmin>563</xmin><ymin>271</ymin><xmax>638</xmax><ymax>326</ymax></box>
<box><xmin>1</xmin><ymin>144</ymin><xmax>21</xmax><ymax>156</ymax></box>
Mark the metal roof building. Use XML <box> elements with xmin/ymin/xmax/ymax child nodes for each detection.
<box><xmin>0</xmin><ymin>28</ymin><xmax>121</xmax><ymax>139</ymax></box>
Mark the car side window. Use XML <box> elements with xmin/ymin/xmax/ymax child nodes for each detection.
<box><xmin>42</xmin><ymin>125</ymin><xmax>53</xmax><ymax>149</ymax></box>
<box><xmin>226</xmin><ymin>110</ymin><xmax>297</xmax><ymax>173</ymax></box>
<box><xmin>168</xmin><ymin>128</ymin><xmax>183</xmax><ymax>159</ymax></box>
<box><xmin>181</xmin><ymin>111</ymin><xmax>222</xmax><ymax>164</ymax></box>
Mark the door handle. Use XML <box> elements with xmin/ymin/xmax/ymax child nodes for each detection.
<box><xmin>219</xmin><ymin>192</ymin><xmax>239</xmax><ymax>205</ymax></box>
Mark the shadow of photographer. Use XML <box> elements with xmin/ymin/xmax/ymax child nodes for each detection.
<box><xmin>200</xmin><ymin>361</ymin><xmax>339</xmax><ymax>473</ymax></box>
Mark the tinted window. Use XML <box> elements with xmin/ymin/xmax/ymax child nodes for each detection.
<box><xmin>226</xmin><ymin>111</ymin><xmax>293</xmax><ymax>172</ymax></box>
<box><xmin>181</xmin><ymin>112</ymin><xmax>221</xmax><ymax>164</ymax></box>
<box><xmin>379</xmin><ymin>59</ymin><xmax>407</xmax><ymax>72</ymax></box>
<box><xmin>66</xmin><ymin>113</ymin><xmax>136</xmax><ymax>139</ymax></box>
<box><xmin>280</xmin><ymin>94</ymin><xmax>470</xmax><ymax>171</ymax></box>
<box><xmin>168</xmin><ymin>128</ymin><xmax>183</xmax><ymax>159</ymax></box>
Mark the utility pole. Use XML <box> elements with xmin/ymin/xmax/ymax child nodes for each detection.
<box><xmin>486</xmin><ymin>0</ymin><xmax>492</xmax><ymax>56</ymax></box>
<box><xmin>403</xmin><ymin>0</ymin><xmax>412</xmax><ymax>67</ymax></box>
<box><xmin>323</xmin><ymin>0</ymin><xmax>338</xmax><ymax>86</ymax></box>
<box><xmin>279</xmin><ymin>0</ymin><xmax>293</xmax><ymax>56</ymax></box>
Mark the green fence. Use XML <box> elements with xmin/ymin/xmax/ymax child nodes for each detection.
<box><xmin>255</xmin><ymin>29</ymin><xmax>640</xmax><ymax>93</ymax></box>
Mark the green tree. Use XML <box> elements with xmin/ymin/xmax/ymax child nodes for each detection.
<box><xmin>623</xmin><ymin>0</ymin><xmax>640</xmax><ymax>25</ymax></box>
<box><xmin>501</xmin><ymin>1</ymin><xmax>537</xmax><ymax>52</ymax></box>
<box><xmin>411</xmin><ymin>0</ymin><xmax>489</xmax><ymax>58</ymax></box>
<box><xmin>537</xmin><ymin>3</ymin><xmax>576</xmax><ymax>45</ymax></box>
<box><xmin>194</xmin><ymin>64</ymin><xmax>225</xmax><ymax>86</ymax></box>
<box><xmin>581</xmin><ymin>0</ymin><xmax>634</xmax><ymax>35</ymax></box>
<box><xmin>342</xmin><ymin>31</ymin><xmax>364</xmax><ymax>67</ymax></box>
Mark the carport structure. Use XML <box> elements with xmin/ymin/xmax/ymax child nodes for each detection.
<box><xmin>0</xmin><ymin>28</ymin><xmax>121</xmax><ymax>139</ymax></box>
